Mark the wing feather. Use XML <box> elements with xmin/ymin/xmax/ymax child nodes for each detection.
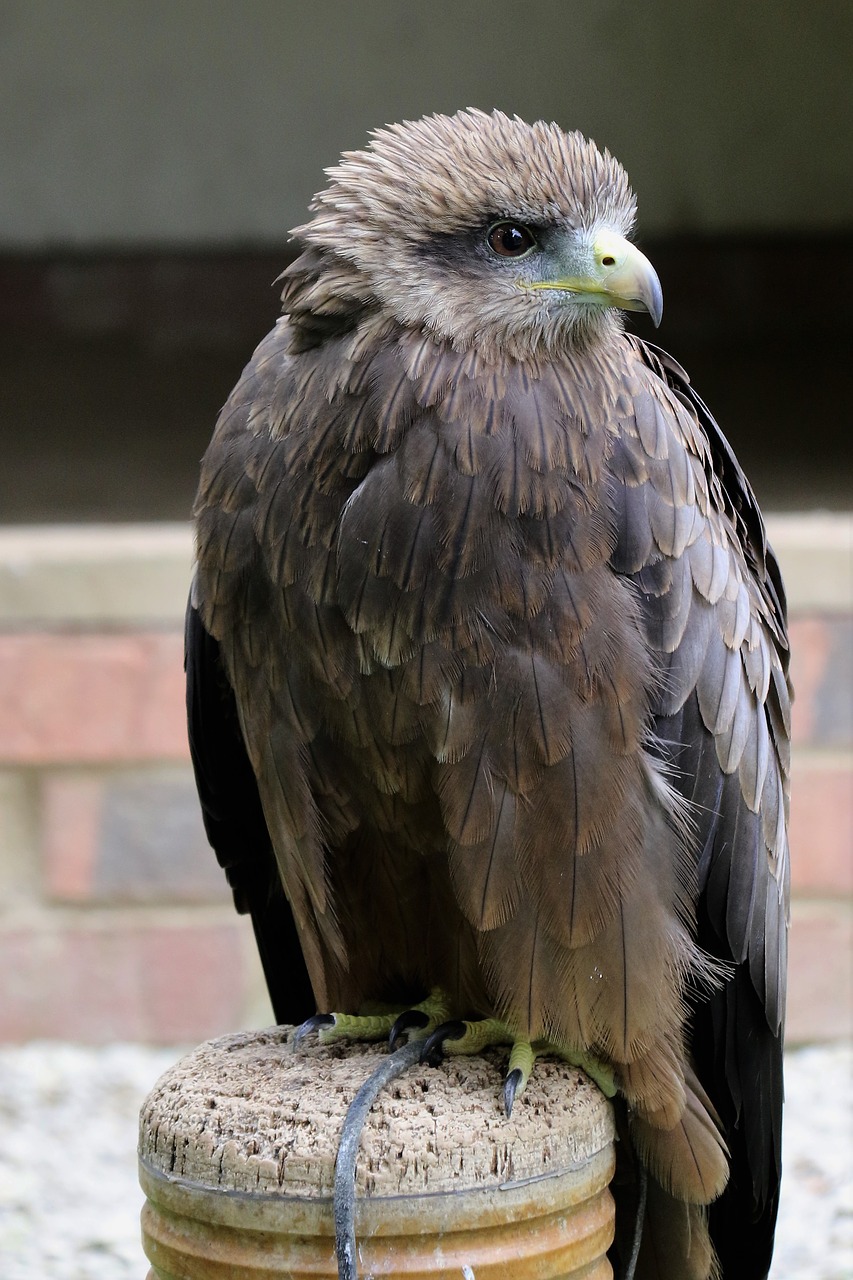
<box><xmin>448</xmin><ymin>781</ymin><xmax>521</xmax><ymax>930</ymax></box>
<box><xmin>619</xmin><ymin>337</ymin><xmax>791</xmax><ymax>1272</ymax></box>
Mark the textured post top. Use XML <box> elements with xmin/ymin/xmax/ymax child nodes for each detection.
<box><xmin>138</xmin><ymin>1027</ymin><xmax>615</xmax><ymax>1203</ymax></box>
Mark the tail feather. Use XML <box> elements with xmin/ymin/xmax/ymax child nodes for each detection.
<box><xmin>630</xmin><ymin>1066</ymin><xmax>729</xmax><ymax>1205</ymax></box>
<box><xmin>635</xmin><ymin>1180</ymin><xmax>720</xmax><ymax>1280</ymax></box>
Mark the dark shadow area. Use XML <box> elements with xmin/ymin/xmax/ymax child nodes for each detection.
<box><xmin>1</xmin><ymin>238</ymin><xmax>850</xmax><ymax>523</ymax></box>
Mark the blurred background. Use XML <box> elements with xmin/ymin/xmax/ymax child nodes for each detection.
<box><xmin>0</xmin><ymin>3</ymin><xmax>850</xmax><ymax>1274</ymax></box>
<box><xmin>1</xmin><ymin>0</ymin><xmax>851</xmax><ymax>518</ymax></box>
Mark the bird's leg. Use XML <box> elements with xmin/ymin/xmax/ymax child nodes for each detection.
<box><xmin>421</xmin><ymin>1017</ymin><xmax>618</xmax><ymax>1116</ymax></box>
<box><xmin>293</xmin><ymin>987</ymin><xmax>452</xmax><ymax>1050</ymax></box>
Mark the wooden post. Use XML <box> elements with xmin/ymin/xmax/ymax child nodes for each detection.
<box><xmin>138</xmin><ymin>1028</ymin><xmax>616</xmax><ymax>1279</ymax></box>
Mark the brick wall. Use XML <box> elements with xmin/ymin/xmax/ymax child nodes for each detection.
<box><xmin>0</xmin><ymin>519</ymin><xmax>850</xmax><ymax>1044</ymax></box>
<box><xmin>0</xmin><ymin>526</ymin><xmax>270</xmax><ymax>1042</ymax></box>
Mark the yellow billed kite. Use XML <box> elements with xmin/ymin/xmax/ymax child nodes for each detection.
<box><xmin>187</xmin><ymin>110</ymin><xmax>790</xmax><ymax>1279</ymax></box>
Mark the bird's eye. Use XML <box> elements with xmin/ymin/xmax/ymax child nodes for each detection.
<box><xmin>487</xmin><ymin>221</ymin><xmax>537</xmax><ymax>258</ymax></box>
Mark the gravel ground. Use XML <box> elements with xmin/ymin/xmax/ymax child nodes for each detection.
<box><xmin>0</xmin><ymin>1041</ymin><xmax>849</xmax><ymax>1279</ymax></box>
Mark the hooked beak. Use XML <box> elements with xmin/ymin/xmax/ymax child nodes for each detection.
<box><xmin>526</xmin><ymin>230</ymin><xmax>663</xmax><ymax>327</ymax></box>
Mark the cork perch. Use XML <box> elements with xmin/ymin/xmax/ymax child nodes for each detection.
<box><xmin>138</xmin><ymin>1027</ymin><xmax>617</xmax><ymax>1279</ymax></box>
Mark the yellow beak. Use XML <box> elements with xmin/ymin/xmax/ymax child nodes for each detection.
<box><xmin>527</xmin><ymin>230</ymin><xmax>663</xmax><ymax>327</ymax></box>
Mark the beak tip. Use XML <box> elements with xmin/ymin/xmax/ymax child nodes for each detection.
<box><xmin>646</xmin><ymin>278</ymin><xmax>664</xmax><ymax>329</ymax></box>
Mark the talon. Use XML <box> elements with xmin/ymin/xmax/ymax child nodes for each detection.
<box><xmin>420</xmin><ymin>1019</ymin><xmax>467</xmax><ymax>1067</ymax></box>
<box><xmin>504</xmin><ymin>1067</ymin><xmax>523</xmax><ymax>1118</ymax></box>
<box><xmin>389</xmin><ymin>1009</ymin><xmax>430</xmax><ymax>1052</ymax></box>
<box><xmin>293</xmin><ymin>1013</ymin><xmax>335</xmax><ymax>1047</ymax></box>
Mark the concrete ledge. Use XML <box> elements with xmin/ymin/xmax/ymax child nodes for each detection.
<box><xmin>766</xmin><ymin>513</ymin><xmax>853</xmax><ymax>615</ymax></box>
<box><xmin>0</xmin><ymin>523</ymin><xmax>192</xmax><ymax>626</ymax></box>
<box><xmin>0</xmin><ymin>514</ymin><xmax>849</xmax><ymax>626</ymax></box>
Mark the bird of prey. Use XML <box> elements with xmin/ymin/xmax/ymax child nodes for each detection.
<box><xmin>187</xmin><ymin>109</ymin><xmax>790</xmax><ymax>1279</ymax></box>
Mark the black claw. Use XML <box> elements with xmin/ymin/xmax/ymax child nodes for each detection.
<box><xmin>504</xmin><ymin>1067</ymin><xmax>523</xmax><ymax>1118</ymax></box>
<box><xmin>420</xmin><ymin>1020</ymin><xmax>466</xmax><ymax>1067</ymax></box>
<box><xmin>293</xmin><ymin>1013</ymin><xmax>335</xmax><ymax>1047</ymax></box>
<box><xmin>388</xmin><ymin>1009</ymin><xmax>430</xmax><ymax>1052</ymax></box>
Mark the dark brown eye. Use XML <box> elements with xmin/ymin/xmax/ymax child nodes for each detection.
<box><xmin>487</xmin><ymin>221</ymin><xmax>537</xmax><ymax>258</ymax></box>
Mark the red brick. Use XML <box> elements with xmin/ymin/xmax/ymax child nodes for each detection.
<box><xmin>39</xmin><ymin>766</ymin><xmax>228</xmax><ymax>905</ymax></box>
<box><xmin>789</xmin><ymin>758</ymin><xmax>853</xmax><ymax>895</ymax></box>
<box><xmin>42</xmin><ymin>772</ymin><xmax>103</xmax><ymax>900</ymax></box>
<box><xmin>789</xmin><ymin>618</ymin><xmax>832</xmax><ymax>746</ymax></box>
<box><xmin>137</xmin><ymin>922</ymin><xmax>249</xmax><ymax>1042</ymax></box>
<box><xmin>786</xmin><ymin>898</ymin><xmax>853</xmax><ymax>1044</ymax></box>
<box><xmin>0</xmin><ymin>632</ymin><xmax>188</xmax><ymax>764</ymax></box>
<box><xmin>788</xmin><ymin>616</ymin><xmax>852</xmax><ymax>749</ymax></box>
<box><xmin>0</xmin><ymin>914</ymin><xmax>250</xmax><ymax>1043</ymax></box>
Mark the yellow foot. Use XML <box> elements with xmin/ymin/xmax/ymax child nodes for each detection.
<box><xmin>292</xmin><ymin>988</ymin><xmax>452</xmax><ymax>1051</ymax></box>
<box><xmin>419</xmin><ymin>1017</ymin><xmax>527</xmax><ymax>1116</ymax></box>
<box><xmin>551</xmin><ymin>1046</ymin><xmax>617</xmax><ymax>1100</ymax></box>
<box><xmin>421</xmin><ymin>1017</ymin><xmax>618</xmax><ymax>1116</ymax></box>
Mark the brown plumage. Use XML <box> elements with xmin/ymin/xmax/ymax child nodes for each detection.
<box><xmin>187</xmin><ymin>110</ymin><xmax>790</xmax><ymax>1279</ymax></box>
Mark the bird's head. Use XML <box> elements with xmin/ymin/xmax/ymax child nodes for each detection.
<box><xmin>289</xmin><ymin>109</ymin><xmax>662</xmax><ymax>360</ymax></box>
